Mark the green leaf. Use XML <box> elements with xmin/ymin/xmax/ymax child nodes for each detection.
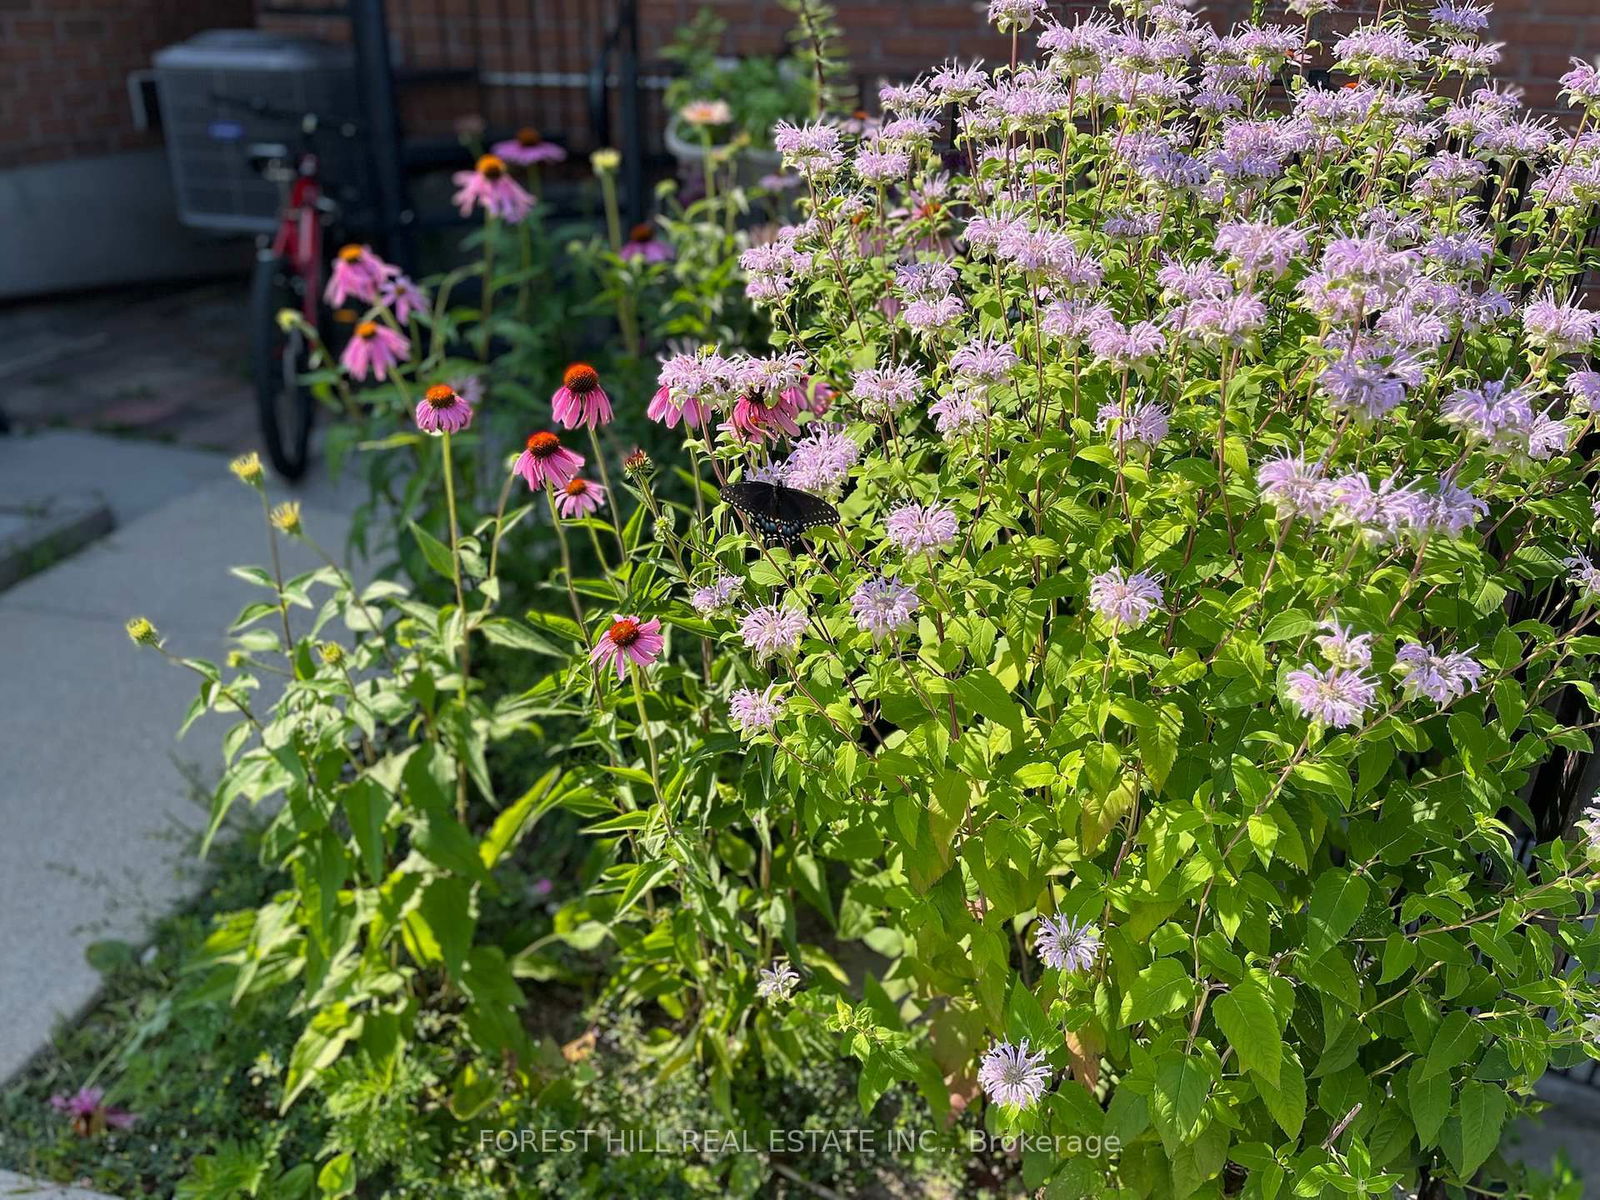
<box><xmin>1420</xmin><ymin>1010</ymin><xmax>1481</xmax><ymax>1080</ymax></box>
<box><xmin>408</xmin><ymin>519</ymin><xmax>457</xmax><ymax>582</ymax></box>
<box><xmin>1149</xmin><ymin>1051</ymin><xmax>1214</xmax><ymax>1155</ymax></box>
<box><xmin>317</xmin><ymin>1152</ymin><xmax>355</xmax><ymax>1198</ymax></box>
<box><xmin>1405</xmin><ymin>1062</ymin><xmax>1450</xmax><ymax>1148</ymax></box>
<box><xmin>1124</xmin><ymin>958</ymin><xmax>1195</xmax><ymax>1024</ymax></box>
<box><xmin>954</xmin><ymin>669</ymin><xmax>1025</xmax><ymax>735</ymax></box>
<box><xmin>1215</xmin><ymin>976</ymin><xmax>1283</xmax><ymax>1088</ymax></box>
<box><xmin>1441</xmin><ymin>1081</ymin><xmax>1508</xmax><ymax>1179</ymax></box>
<box><xmin>480</xmin><ymin>768</ymin><xmax>561</xmax><ymax>869</ymax></box>
<box><xmin>1304</xmin><ymin>870</ymin><xmax>1370</xmax><ymax>959</ymax></box>
<box><xmin>1261</xmin><ymin>609</ymin><xmax>1319</xmax><ymax>643</ymax></box>
<box><xmin>1255</xmin><ymin>1051</ymin><xmax>1306</xmax><ymax>1140</ymax></box>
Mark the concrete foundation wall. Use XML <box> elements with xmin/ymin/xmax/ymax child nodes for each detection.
<box><xmin>0</xmin><ymin>149</ymin><xmax>250</xmax><ymax>301</ymax></box>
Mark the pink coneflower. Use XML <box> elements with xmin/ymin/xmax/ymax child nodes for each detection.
<box><xmin>491</xmin><ymin>126</ymin><xmax>568</xmax><ymax>166</ymax></box>
<box><xmin>50</xmin><ymin>1086</ymin><xmax>137</xmax><ymax>1137</ymax></box>
<box><xmin>513</xmin><ymin>431</ymin><xmax>584</xmax><ymax>489</ymax></box>
<box><xmin>324</xmin><ymin>243</ymin><xmax>389</xmax><ymax>306</ymax></box>
<box><xmin>552</xmin><ymin>363</ymin><xmax>614</xmax><ymax>430</ymax></box>
<box><xmin>414</xmin><ymin>383</ymin><xmax>473</xmax><ymax>434</ymax></box>
<box><xmin>590</xmin><ymin>615</ymin><xmax>664</xmax><ymax>680</ymax></box>
<box><xmin>647</xmin><ymin>385</ymin><xmax>711</xmax><ymax>429</ymax></box>
<box><xmin>555</xmin><ymin>477</ymin><xmax>607</xmax><ymax>518</ymax></box>
<box><xmin>787</xmin><ymin>377</ymin><xmax>835</xmax><ymax>415</ymax></box>
<box><xmin>727</xmin><ymin>390</ymin><xmax>803</xmax><ymax>443</ymax></box>
<box><xmin>620</xmin><ymin>222</ymin><xmax>675</xmax><ymax>263</ymax></box>
<box><xmin>341</xmin><ymin>320</ymin><xmax>410</xmax><ymax>381</ymax></box>
<box><xmin>380</xmin><ymin>273</ymin><xmax>427</xmax><ymax>323</ymax></box>
<box><xmin>451</xmin><ymin>153</ymin><xmax>536</xmax><ymax>224</ymax></box>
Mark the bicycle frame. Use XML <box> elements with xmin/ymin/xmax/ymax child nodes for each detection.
<box><xmin>271</xmin><ymin>154</ymin><xmax>325</xmax><ymax>323</ymax></box>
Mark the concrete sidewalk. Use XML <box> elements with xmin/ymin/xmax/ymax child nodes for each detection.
<box><xmin>0</xmin><ymin>430</ymin><xmax>358</xmax><ymax>1087</ymax></box>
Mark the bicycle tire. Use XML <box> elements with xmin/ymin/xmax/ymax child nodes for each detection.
<box><xmin>251</xmin><ymin>252</ymin><xmax>317</xmax><ymax>481</ymax></box>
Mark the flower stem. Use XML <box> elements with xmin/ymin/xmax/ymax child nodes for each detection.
<box><xmin>441</xmin><ymin>431</ymin><xmax>473</xmax><ymax>819</ymax></box>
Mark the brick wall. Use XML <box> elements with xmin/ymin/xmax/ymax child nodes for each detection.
<box><xmin>0</xmin><ymin>0</ymin><xmax>254</xmax><ymax>170</ymax></box>
<box><xmin>11</xmin><ymin>0</ymin><xmax>1591</xmax><ymax>173</ymax></box>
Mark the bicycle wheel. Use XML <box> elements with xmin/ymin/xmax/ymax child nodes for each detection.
<box><xmin>251</xmin><ymin>251</ymin><xmax>317</xmax><ymax>481</ymax></box>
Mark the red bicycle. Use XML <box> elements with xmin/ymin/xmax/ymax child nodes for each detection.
<box><xmin>248</xmin><ymin>112</ymin><xmax>339</xmax><ymax>480</ymax></box>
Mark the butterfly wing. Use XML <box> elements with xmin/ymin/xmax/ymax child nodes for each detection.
<box><xmin>721</xmin><ymin>481</ymin><xmax>839</xmax><ymax>543</ymax></box>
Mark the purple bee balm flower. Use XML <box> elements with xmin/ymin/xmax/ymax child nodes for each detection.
<box><xmin>853</xmin><ymin>365</ymin><xmax>921</xmax><ymax>415</ymax></box>
<box><xmin>1561</xmin><ymin>58</ymin><xmax>1600</xmax><ymax>108</ymax></box>
<box><xmin>978</xmin><ymin>1039</ymin><xmax>1051</xmax><ymax>1109</ymax></box>
<box><xmin>1319</xmin><ymin>345</ymin><xmax>1421</xmax><ymax>423</ymax></box>
<box><xmin>950</xmin><ymin>336</ymin><xmax>1021</xmax><ymax>383</ymax></box>
<box><xmin>691</xmin><ymin>574</ymin><xmax>741</xmax><ymax>615</ymax></box>
<box><xmin>1566</xmin><ymin>552</ymin><xmax>1600</xmax><ymax>602</ymax></box>
<box><xmin>729</xmin><ymin>686</ymin><xmax>785</xmax><ymax>736</ymax></box>
<box><xmin>928</xmin><ymin>59</ymin><xmax>988</xmax><ymax>103</ymax></box>
<box><xmin>1526</xmin><ymin>411</ymin><xmax>1572</xmax><ymax>460</ymax></box>
<box><xmin>1420</xmin><ymin>478</ymin><xmax>1489</xmax><ymax>537</ymax></box>
<box><xmin>1258</xmin><ymin>453</ymin><xmax>1333</xmax><ymax>520</ymax></box>
<box><xmin>1428</xmin><ymin>0</ymin><xmax>1491</xmax><ymax>36</ymax></box>
<box><xmin>1395</xmin><ymin>642</ymin><xmax>1485</xmax><ymax>704</ymax></box>
<box><xmin>855</xmin><ymin>143</ymin><xmax>913</xmax><ymax>185</ymax></box>
<box><xmin>1157</xmin><ymin>258</ymin><xmax>1231</xmax><ymax>302</ymax></box>
<box><xmin>1577</xmin><ymin>800</ymin><xmax>1600</xmax><ymax>853</ymax></box>
<box><xmin>1523</xmin><ymin>293</ymin><xmax>1600</xmax><ymax>356</ymax></box>
<box><xmin>1096</xmin><ymin>400</ymin><xmax>1170</xmax><ymax>450</ymax></box>
<box><xmin>1566</xmin><ymin>370</ymin><xmax>1600</xmax><ymax>412</ymax></box>
<box><xmin>929</xmin><ymin>389</ymin><xmax>988</xmax><ymax>439</ymax></box>
<box><xmin>1442</xmin><ymin>378</ymin><xmax>1537</xmax><ymax>451</ymax></box>
<box><xmin>1315</xmin><ymin>620</ymin><xmax>1374</xmax><ymax>670</ymax></box>
<box><xmin>1035</xmin><ymin>915</ymin><xmax>1101</xmax><ymax>972</ymax></box>
<box><xmin>1042</xmin><ymin>298</ymin><xmax>1117</xmax><ymax>346</ymax></box>
<box><xmin>902</xmin><ymin>295</ymin><xmax>966</xmax><ymax>334</ymax></box>
<box><xmin>988</xmin><ymin>0</ymin><xmax>1047</xmax><ymax>32</ymax></box>
<box><xmin>1326</xmin><ymin>472</ymin><xmax>1427</xmax><ymax>544</ymax></box>
<box><xmin>1285</xmin><ymin>664</ymin><xmax>1378</xmax><ymax>728</ymax></box>
<box><xmin>782</xmin><ymin>426</ymin><xmax>861</xmax><ymax>496</ymax></box>
<box><xmin>50</xmin><ymin>1086</ymin><xmax>137</xmax><ymax>1135</ymax></box>
<box><xmin>1089</xmin><ymin>566</ymin><xmax>1164</xmax><ymax>631</ymax></box>
<box><xmin>1089</xmin><ymin>320</ymin><xmax>1167</xmax><ymax>370</ymax></box>
<box><xmin>739</xmin><ymin>604</ymin><xmax>808</xmax><ymax>660</ymax></box>
<box><xmin>886</xmin><ymin>502</ymin><xmax>959</xmax><ymax>556</ymax></box>
<box><xmin>1214</xmin><ymin>220</ymin><xmax>1308</xmax><ymax>281</ymax></box>
<box><xmin>850</xmin><ymin>576</ymin><xmax>919</xmax><ymax>639</ymax></box>
<box><xmin>414</xmin><ymin>383</ymin><xmax>474</xmax><ymax>435</ymax></box>
<box><xmin>1334</xmin><ymin>24</ymin><xmax>1431</xmax><ymax>77</ymax></box>
<box><xmin>756</xmin><ymin>960</ymin><xmax>802</xmax><ymax>1001</ymax></box>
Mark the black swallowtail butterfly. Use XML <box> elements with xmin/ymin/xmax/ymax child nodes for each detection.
<box><xmin>720</xmin><ymin>481</ymin><xmax>840</xmax><ymax>544</ymax></box>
